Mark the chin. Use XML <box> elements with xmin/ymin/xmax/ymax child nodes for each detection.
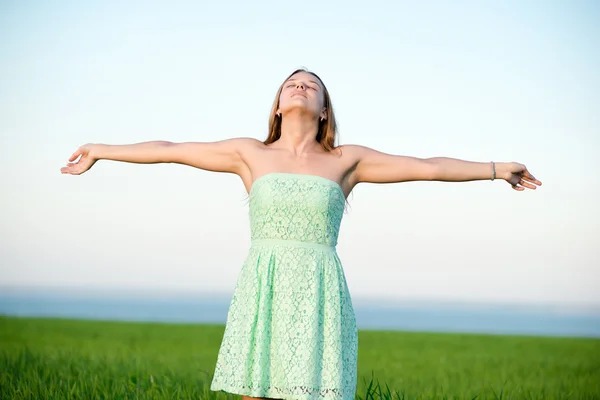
<box><xmin>281</xmin><ymin>101</ymin><xmax>316</xmax><ymax>111</ymax></box>
<box><xmin>281</xmin><ymin>105</ymin><xmax>318</xmax><ymax>116</ymax></box>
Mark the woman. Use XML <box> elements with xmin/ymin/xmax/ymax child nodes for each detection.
<box><xmin>61</xmin><ymin>68</ymin><xmax>542</xmax><ymax>400</ymax></box>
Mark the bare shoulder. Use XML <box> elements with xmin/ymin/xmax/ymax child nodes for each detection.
<box><xmin>234</xmin><ymin>137</ymin><xmax>266</xmax><ymax>160</ymax></box>
<box><xmin>333</xmin><ymin>143</ymin><xmax>372</xmax><ymax>170</ymax></box>
<box><xmin>229</xmin><ymin>137</ymin><xmax>264</xmax><ymax>150</ymax></box>
<box><xmin>335</xmin><ymin>143</ymin><xmax>370</xmax><ymax>157</ymax></box>
<box><xmin>224</xmin><ymin>136</ymin><xmax>264</xmax><ymax>159</ymax></box>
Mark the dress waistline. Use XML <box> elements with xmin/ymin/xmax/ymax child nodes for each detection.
<box><xmin>251</xmin><ymin>238</ymin><xmax>336</xmax><ymax>251</ymax></box>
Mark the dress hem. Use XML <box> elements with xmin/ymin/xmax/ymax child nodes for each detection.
<box><xmin>210</xmin><ymin>383</ymin><xmax>352</xmax><ymax>400</ymax></box>
<box><xmin>211</xmin><ymin>383</ymin><xmax>296</xmax><ymax>399</ymax></box>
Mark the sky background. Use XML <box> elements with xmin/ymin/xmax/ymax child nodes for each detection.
<box><xmin>1</xmin><ymin>0</ymin><xmax>598</xmax><ymax>311</ymax></box>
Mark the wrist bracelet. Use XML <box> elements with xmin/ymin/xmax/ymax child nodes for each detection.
<box><xmin>491</xmin><ymin>161</ymin><xmax>496</xmax><ymax>181</ymax></box>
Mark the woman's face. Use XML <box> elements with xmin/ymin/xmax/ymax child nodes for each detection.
<box><xmin>277</xmin><ymin>71</ymin><xmax>326</xmax><ymax>120</ymax></box>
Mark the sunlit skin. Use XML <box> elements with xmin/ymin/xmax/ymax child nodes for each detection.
<box><xmin>60</xmin><ymin>71</ymin><xmax>542</xmax><ymax>194</ymax></box>
<box><xmin>60</xmin><ymin>70</ymin><xmax>541</xmax><ymax>400</ymax></box>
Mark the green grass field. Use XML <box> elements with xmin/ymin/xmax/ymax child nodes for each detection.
<box><xmin>1</xmin><ymin>316</ymin><xmax>598</xmax><ymax>399</ymax></box>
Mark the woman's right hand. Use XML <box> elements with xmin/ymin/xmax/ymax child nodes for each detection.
<box><xmin>60</xmin><ymin>143</ymin><xmax>98</xmax><ymax>175</ymax></box>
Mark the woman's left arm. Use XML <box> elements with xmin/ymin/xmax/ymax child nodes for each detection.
<box><xmin>348</xmin><ymin>145</ymin><xmax>542</xmax><ymax>191</ymax></box>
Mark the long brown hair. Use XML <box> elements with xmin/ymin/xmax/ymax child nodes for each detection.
<box><xmin>264</xmin><ymin>69</ymin><xmax>339</xmax><ymax>152</ymax></box>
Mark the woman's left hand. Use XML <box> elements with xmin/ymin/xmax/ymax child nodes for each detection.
<box><xmin>501</xmin><ymin>162</ymin><xmax>542</xmax><ymax>191</ymax></box>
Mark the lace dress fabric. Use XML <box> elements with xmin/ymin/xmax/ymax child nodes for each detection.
<box><xmin>210</xmin><ymin>173</ymin><xmax>358</xmax><ymax>400</ymax></box>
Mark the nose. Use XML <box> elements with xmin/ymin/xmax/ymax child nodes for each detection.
<box><xmin>295</xmin><ymin>82</ymin><xmax>306</xmax><ymax>89</ymax></box>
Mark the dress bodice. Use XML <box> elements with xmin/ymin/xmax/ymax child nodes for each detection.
<box><xmin>248</xmin><ymin>173</ymin><xmax>346</xmax><ymax>247</ymax></box>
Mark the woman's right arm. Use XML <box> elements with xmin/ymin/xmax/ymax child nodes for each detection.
<box><xmin>60</xmin><ymin>138</ymin><xmax>259</xmax><ymax>176</ymax></box>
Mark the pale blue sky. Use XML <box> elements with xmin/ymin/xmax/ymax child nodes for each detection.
<box><xmin>1</xmin><ymin>1</ymin><xmax>598</xmax><ymax>310</ymax></box>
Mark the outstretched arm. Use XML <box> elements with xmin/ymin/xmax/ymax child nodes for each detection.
<box><xmin>348</xmin><ymin>145</ymin><xmax>542</xmax><ymax>191</ymax></box>
<box><xmin>60</xmin><ymin>138</ymin><xmax>259</xmax><ymax>176</ymax></box>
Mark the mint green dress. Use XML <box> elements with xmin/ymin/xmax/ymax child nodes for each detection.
<box><xmin>210</xmin><ymin>173</ymin><xmax>358</xmax><ymax>400</ymax></box>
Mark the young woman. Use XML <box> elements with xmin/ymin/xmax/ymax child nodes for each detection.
<box><xmin>61</xmin><ymin>68</ymin><xmax>542</xmax><ymax>400</ymax></box>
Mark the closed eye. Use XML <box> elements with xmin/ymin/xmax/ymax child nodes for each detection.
<box><xmin>285</xmin><ymin>82</ymin><xmax>319</xmax><ymax>91</ymax></box>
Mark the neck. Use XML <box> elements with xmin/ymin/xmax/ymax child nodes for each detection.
<box><xmin>277</xmin><ymin>113</ymin><xmax>322</xmax><ymax>155</ymax></box>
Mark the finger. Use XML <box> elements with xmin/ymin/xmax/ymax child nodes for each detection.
<box><xmin>518</xmin><ymin>180</ymin><xmax>537</xmax><ymax>190</ymax></box>
<box><xmin>521</xmin><ymin>175</ymin><xmax>536</xmax><ymax>183</ymax></box>
<box><xmin>69</xmin><ymin>149</ymin><xmax>82</xmax><ymax>162</ymax></box>
<box><xmin>522</xmin><ymin>169</ymin><xmax>541</xmax><ymax>184</ymax></box>
<box><xmin>521</xmin><ymin>175</ymin><xmax>542</xmax><ymax>186</ymax></box>
<box><xmin>61</xmin><ymin>163</ymin><xmax>80</xmax><ymax>173</ymax></box>
<box><xmin>510</xmin><ymin>179</ymin><xmax>523</xmax><ymax>190</ymax></box>
<box><xmin>64</xmin><ymin>162</ymin><xmax>79</xmax><ymax>170</ymax></box>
